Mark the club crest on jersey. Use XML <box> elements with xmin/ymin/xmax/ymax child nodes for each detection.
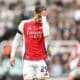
<box><xmin>27</xmin><ymin>27</ymin><xmax>31</xmax><ymax>30</ymax></box>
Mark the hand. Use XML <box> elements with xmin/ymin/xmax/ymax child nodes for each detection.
<box><xmin>10</xmin><ymin>57</ymin><xmax>15</xmax><ymax>67</ymax></box>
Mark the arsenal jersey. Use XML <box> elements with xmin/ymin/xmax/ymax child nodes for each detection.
<box><xmin>18</xmin><ymin>19</ymin><xmax>50</xmax><ymax>60</ymax></box>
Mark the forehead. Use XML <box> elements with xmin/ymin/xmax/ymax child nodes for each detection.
<box><xmin>41</xmin><ymin>9</ymin><xmax>46</xmax><ymax>12</ymax></box>
<box><xmin>41</xmin><ymin>7</ymin><xmax>46</xmax><ymax>10</ymax></box>
<box><xmin>35</xmin><ymin>6</ymin><xmax>46</xmax><ymax>13</ymax></box>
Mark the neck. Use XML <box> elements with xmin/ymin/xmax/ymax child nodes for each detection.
<box><xmin>33</xmin><ymin>16</ymin><xmax>41</xmax><ymax>23</ymax></box>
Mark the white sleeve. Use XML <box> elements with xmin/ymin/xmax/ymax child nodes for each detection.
<box><xmin>42</xmin><ymin>16</ymin><xmax>50</xmax><ymax>37</ymax></box>
<box><xmin>18</xmin><ymin>21</ymin><xmax>24</xmax><ymax>34</ymax></box>
<box><xmin>11</xmin><ymin>33</ymin><xmax>23</xmax><ymax>58</ymax></box>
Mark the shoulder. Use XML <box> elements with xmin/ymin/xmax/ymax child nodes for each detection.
<box><xmin>18</xmin><ymin>19</ymin><xmax>32</xmax><ymax>33</ymax></box>
<box><xmin>20</xmin><ymin>19</ymin><xmax>33</xmax><ymax>25</ymax></box>
<box><xmin>18</xmin><ymin>19</ymin><xmax>33</xmax><ymax>32</ymax></box>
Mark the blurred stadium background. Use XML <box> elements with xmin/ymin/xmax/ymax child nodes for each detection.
<box><xmin>0</xmin><ymin>0</ymin><xmax>80</xmax><ymax>80</ymax></box>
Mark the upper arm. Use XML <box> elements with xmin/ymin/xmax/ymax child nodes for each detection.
<box><xmin>42</xmin><ymin>16</ymin><xmax>50</xmax><ymax>37</ymax></box>
<box><xmin>13</xmin><ymin>21</ymin><xmax>24</xmax><ymax>43</ymax></box>
<box><xmin>18</xmin><ymin>21</ymin><xmax>24</xmax><ymax>35</ymax></box>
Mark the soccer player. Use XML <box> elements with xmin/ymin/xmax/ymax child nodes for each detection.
<box><xmin>68</xmin><ymin>44</ymin><xmax>80</xmax><ymax>80</ymax></box>
<box><xmin>10</xmin><ymin>6</ymin><xmax>50</xmax><ymax>80</ymax></box>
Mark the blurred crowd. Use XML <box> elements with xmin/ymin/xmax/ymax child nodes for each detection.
<box><xmin>0</xmin><ymin>0</ymin><xmax>80</xmax><ymax>80</ymax></box>
<box><xmin>48</xmin><ymin>0</ymin><xmax>80</xmax><ymax>41</ymax></box>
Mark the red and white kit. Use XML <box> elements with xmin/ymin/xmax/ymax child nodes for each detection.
<box><xmin>11</xmin><ymin>16</ymin><xmax>50</xmax><ymax>79</ymax></box>
<box><xmin>70</xmin><ymin>44</ymin><xmax>80</xmax><ymax>77</ymax></box>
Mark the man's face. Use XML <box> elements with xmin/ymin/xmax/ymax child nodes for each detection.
<box><xmin>35</xmin><ymin>9</ymin><xmax>47</xmax><ymax>22</ymax></box>
<box><xmin>41</xmin><ymin>10</ymin><xmax>47</xmax><ymax>16</ymax></box>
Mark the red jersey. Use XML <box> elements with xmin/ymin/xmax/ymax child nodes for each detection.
<box><xmin>18</xmin><ymin>19</ymin><xmax>49</xmax><ymax>61</ymax></box>
<box><xmin>70</xmin><ymin>45</ymin><xmax>80</xmax><ymax>69</ymax></box>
